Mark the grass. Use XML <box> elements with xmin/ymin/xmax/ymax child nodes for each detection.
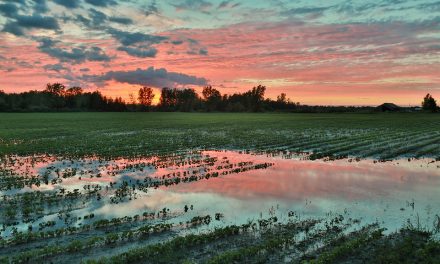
<box><xmin>1</xmin><ymin>112</ymin><xmax>440</xmax><ymax>159</ymax></box>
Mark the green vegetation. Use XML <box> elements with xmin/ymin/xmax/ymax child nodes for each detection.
<box><xmin>1</xmin><ymin>112</ymin><xmax>440</xmax><ymax>159</ymax></box>
<box><xmin>1</xmin><ymin>112</ymin><xmax>440</xmax><ymax>263</ymax></box>
<box><xmin>82</xmin><ymin>218</ymin><xmax>440</xmax><ymax>264</ymax></box>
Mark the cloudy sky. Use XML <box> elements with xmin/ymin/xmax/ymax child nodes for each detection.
<box><xmin>0</xmin><ymin>0</ymin><xmax>439</xmax><ymax>105</ymax></box>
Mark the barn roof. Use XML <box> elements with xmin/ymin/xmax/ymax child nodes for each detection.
<box><xmin>376</xmin><ymin>103</ymin><xmax>401</xmax><ymax>111</ymax></box>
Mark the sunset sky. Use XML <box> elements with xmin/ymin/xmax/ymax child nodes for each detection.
<box><xmin>0</xmin><ymin>0</ymin><xmax>439</xmax><ymax>105</ymax></box>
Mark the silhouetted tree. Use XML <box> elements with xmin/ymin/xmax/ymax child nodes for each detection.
<box><xmin>45</xmin><ymin>83</ymin><xmax>66</xmax><ymax>96</ymax></box>
<box><xmin>159</xmin><ymin>87</ymin><xmax>177</xmax><ymax>111</ymax></box>
<box><xmin>264</xmin><ymin>93</ymin><xmax>298</xmax><ymax>111</ymax></box>
<box><xmin>277</xmin><ymin>93</ymin><xmax>287</xmax><ymax>103</ymax></box>
<box><xmin>45</xmin><ymin>83</ymin><xmax>66</xmax><ymax>109</ymax></box>
<box><xmin>422</xmin><ymin>93</ymin><xmax>437</xmax><ymax>112</ymax></box>
<box><xmin>65</xmin><ymin>87</ymin><xmax>83</xmax><ymax>97</ymax></box>
<box><xmin>64</xmin><ymin>87</ymin><xmax>83</xmax><ymax>108</ymax></box>
<box><xmin>158</xmin><ymin>87</ymin><xmax>202</xmax><ymax>111</ymax></box>
<box><xmin>247</xmin><ymin>85</ymin><xmax>266</xmax><ymax>111</ymax></box>
<box><xmin>224</xmin><ymin>85</ymin><xmax>266</xmax><ymax>112</ymax></box>
<box><xmin>138</xmin><ymin>87</ymin><xmax>155</xmax><ymax>110</ymax></box>
<box><xmin>176</xmin><ymin>88</ymin><xmax>200</xmax><ymax>112</ymax></box>
<box><xmin>88</xmin><ymin>91</ymin><xmax>106</xmax><ymax>110</ymax></box>
<box><xmin>202</xmin><ymin>86</ymin><xmax>221</xmax><ymax>111</ymax></box>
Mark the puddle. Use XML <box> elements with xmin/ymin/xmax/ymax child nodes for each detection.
<box><xmin>1</xmin><ymin>150</ymin><xmax>439</xmax><ymax>238</ymax></box>
<box><xmin>163</xmin><ymin>152</ymin><xmax>440</xmax><ymax>232</ymax></box>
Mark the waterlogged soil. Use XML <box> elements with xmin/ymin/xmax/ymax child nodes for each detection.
<box><xmin>1</xmin><ymin>150</ymin><xmax>439</xmax><ymax>262</ymax></box>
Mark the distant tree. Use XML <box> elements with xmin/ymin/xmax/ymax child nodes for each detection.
<box><xmin>223</xmin><ymin>85</ymin><xmax>266</xmax><ymax>112</ymax></box>
<box><xmin>177</xmin><ymin>88</ymin><xmax>200</xmax><ymax>112</ymax></box>
<box><xmin>158</xmin><ymin>87</ymin><xmax>201</xmax><ymax>111</ymax></box>
<box><xmin>267</xmin><ymin>93</ymin><xmax>295</xmax><ymax>111</ymax></box>
<box><xmin>44</xmin><ymin>83</ymin><xmax>66</xmax><ymax>109</ymax></box>
<box><xmin>277</xmin><ymin>93</ymin><xmax>287</xmax><ymax>103</ymax></box>
<box><xmin>138</xmin><ymin>87</ymin><xmax>155</xmax><ymax>110</ymax></box>
<box><xmin>251</xmin><ymin>85</ymin><xmax>266</xmax><ymax>98</ymax></box>
<box><xmin>45</xmin><ymin>83</ymin><xmax>66</xmax><ymax>96</ymax></box>
<box><xmin>65</xmin><ymin>87</ymin><xmax>83</xmax><ymax>97</ymax></box>
<box><xmin>88</xmin><ymin>91</ymin><xmax>106</xmax><ymax>110</ymax></box>
<box><xmin>202</xmin><ymin>86</ymin><xmax>221</xmax><ymax>111</ymax></box>
<box><xmin>64</xmin><ymin>87</ymin><xmax>83</xmax><ymax>109</ymax></box>
<box><xmin>422</xmin><ymin>93</ymin><xmax>437</xmax><ymax>112</ymax></box>
<box><xmin>202</xmin><ymin>86</ymin><xmax>221</xmax><ymax>100</ymax></box>
<box><xmin>159</xmin><ymin>87</ymin><xmax>177</xmax><ymax>111</ymax></box>
<box><xmin>246</xmin><ymin>85</ymin><xmax>266</xmax><ymax>111</ymax></box>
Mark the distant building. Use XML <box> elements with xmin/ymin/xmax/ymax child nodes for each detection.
<box><xmin>376</xmin><ymin>103</ymin><xmax>401</xmax><ymax>112</ymax></box>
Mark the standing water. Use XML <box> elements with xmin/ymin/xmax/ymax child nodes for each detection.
<box><xmin>1</xmin><ymin>150</ymin><xmax>439</xmax><ymax>238</ymax></box>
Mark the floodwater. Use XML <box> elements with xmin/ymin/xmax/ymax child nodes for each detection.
<box><xmin>1</xmin><ymin>150</ymin><xmax>440</xmax><ymax>237</ymax></box>
<box><xmin>163</xmin><ymin>152</ymin><xmax>440</xmax><ymax>232</ymax></box>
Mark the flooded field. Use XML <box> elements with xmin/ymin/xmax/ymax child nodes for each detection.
<box><xmin>1</xmin><ymin>149</ymin><xmax>440</xmax><ymax>263</ymax></box>
<box><xmin>1</xmin><ymin>113</ymin><xmax>440</xmax><ymax>263</ymax></box>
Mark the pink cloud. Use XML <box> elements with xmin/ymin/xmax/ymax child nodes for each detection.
<box><xmin>1</xmin><ymin>19</ymin><xmax>439</xmax><ymax>105</ymax></box>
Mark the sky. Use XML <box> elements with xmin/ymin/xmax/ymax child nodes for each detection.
<box><xmin>0</xmin><ymin>0</ymin><xmax>439</xmax><ymax>106</ymax></box>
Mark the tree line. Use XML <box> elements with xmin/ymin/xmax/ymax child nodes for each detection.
<box><xmin>0</xmin><ymin>83</ymin><xmax>126</xmax><ymax>112</ymax></box>
<box><xmin>0</xmin><ymin>83</ymin><xmax>437</xmax><ymax>112</ymax></box>
<box><xmin>0</xmin><ymin>83</ymin><xmax>300</xmax><ymax>112</ymax></box>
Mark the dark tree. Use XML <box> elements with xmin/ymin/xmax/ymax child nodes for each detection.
<box><xmin>64</xmin><ymin>87</ymin><xmax>83</xmax><ymax>108</ymax></box>
<box><xmin>176</xmin><ymin>88</ymin><xmax>200</xmax><ymax>112</ymax></box>
<box><xmin>277</xmin><ymin>93</ymin><xmax>287</xmax><ymax>103</ymax></box>
<box><xmin>202</xmin><ymin>86</ymin><xmax>221</xmax><ymax>111</ymax></box>
<box><xmin>138</xmin><ymin>86</ymin><xmax>155</xmax><ymax>110</ymax></box>
<box><xmin>65</xmin><ymin>87</ymin><xmax>83</xmax><ymax>97</ymax></box>
<box><xmin>225</xmin><ymin>84</ymin><xmax>266</xmax><ymax>112</ymax></box>
<box><xmin>422</xmin><ymin>93</ymin><xmax>437</xmax><ymax>112</ymax></box>
<box><xmin>244</xmin><ymin>85</ymin><xmax>266</xmax><ymax>111</ymax></box>
<box><xmin>45</xmin><ymin>83</ymin><xmax>66</xmax><ymax>96</ymax></box>
<box><xmin>159</xmin><ymin>87</ymin><xmax>177</xmax><ymax>111</ymax></box>
<box><xmin>44</xmin><ymin>83</ymin><xmax>67</xmax><ymax>109</ymax></box>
